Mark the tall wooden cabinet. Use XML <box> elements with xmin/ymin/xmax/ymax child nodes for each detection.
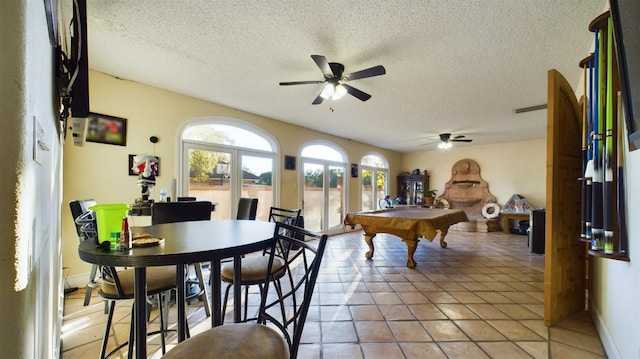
<box><xmin>397</xmin><ymin>174</ymin><xmax>429</xmax><ymax>205</ymax></box>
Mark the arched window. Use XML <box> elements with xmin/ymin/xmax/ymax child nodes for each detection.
<box><xmin>300</xmin><ymin>142</ymin><xmax>347</xmax><ymax>234</ymax></box>
<box><xmin>360</xmin><ymin>154</ymin><xmax>389</xmax><ymax>210</ymax></box>
<box><xmin>179</xmin><ymin>119</ymin><xmax>277</xmax><ymax>220</ymax></box>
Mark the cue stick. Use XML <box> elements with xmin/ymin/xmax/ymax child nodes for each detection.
<box><xmin>579</xmin><ymin>55</ymin><xmax>591</xmax><ymax>240</ymax></box>
<box><xmin>603</xmin><ymin>17</ymin><xmax>614</xmax><ymax>254</ymax></box>
<box><xmin>591</xmin><ymin>25</ymin><xmax>604</xmax><ymax>251</ymax></box>
<box><xmin>616</xmin><ymin>91</ymin><xmax>628</xmax><ymax>255</ymax></box>
<box><xmin>584</xmin><ymin>56</ymin><xmax>594</xmax><ymax>243</ymax></box>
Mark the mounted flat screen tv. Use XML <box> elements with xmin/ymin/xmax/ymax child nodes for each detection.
<box><xmin>610</xmin><ymin>0</ymin><xmax>640</xmax><ymax>151</ymax></box>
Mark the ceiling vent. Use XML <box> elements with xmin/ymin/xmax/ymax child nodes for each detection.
<box><xmin>514</xmin><ymin>104</ymin><xmax>547</xmax><ymax>114</ymax></box>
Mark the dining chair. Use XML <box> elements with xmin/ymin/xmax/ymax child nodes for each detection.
<box><xmin>75</xmin><ymin>207</ymin><xmax>177</xmax><ymax>359</ymax></box>
<box><xmin>150</xmin><ymin>201</ymin><xmax>213</xmax><ymax>317</ymax></box>
<box><xmin>220</xmin><ymin>206</ymin><xmax>301</xmax><ymax>323</ymax></box>
<box><xmin>236</xmin><ymin>197</ymin><xmax>258</xmax><ymax>220</ymax></box>
<box><xmin>162</xmin><ymin>221</ymin><xmax>328</xmax><ymax>359</ymax></box>
<box><xmin>69</xmin><ymin>199</ymin><xmax>99</xmax><ymax>306</ymax></box>
<box><xmin>99</xmin><ymin>266</ymin><xmax>177</xmax><ymax>358</ymax></box>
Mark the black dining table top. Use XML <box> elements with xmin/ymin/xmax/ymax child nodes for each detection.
<box><xmin>78</xmin><ymin>220</ymin><xmax>277</xmax><ymax>267</ymax></box>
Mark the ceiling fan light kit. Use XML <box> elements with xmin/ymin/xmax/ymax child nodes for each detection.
<box><xmin>438</xmin><ymin>141</ymin><xmax>453</xmax><ymax>150</ymax></box>
<box><xmin>430</xmin><ymin>132</ymin><xmax>473</xmax><ymax>149</ymax></box>
<box><xmin>279</xmin><ymin>55</ymin><xmax>386</xmax><ymax>105</ymax></box>
<box><xmin>320</xmin><ymin>83</ymin><xmax>347</xmax><ymax>100</ymax></box>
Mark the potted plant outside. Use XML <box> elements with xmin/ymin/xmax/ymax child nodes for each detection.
<box><xmin>422</xmin><ymin>189</ymin><xmax>437</xmax><ymax>207</ymax></box>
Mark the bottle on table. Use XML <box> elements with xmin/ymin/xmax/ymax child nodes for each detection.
<box><xmin>119</xmin><ymin>216</ymin><xmax>131</xmax><ymax>251</ymax></box>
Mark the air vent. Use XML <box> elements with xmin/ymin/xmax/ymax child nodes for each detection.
<box><xmin>514</xmin><ymin>104</ymin><xmax>547</xmax><ymax>114</ymax></box>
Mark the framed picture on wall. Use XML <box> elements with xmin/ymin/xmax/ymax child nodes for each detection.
<box><xmin>284</xmin><ymin>155</ymin><xmax>296</xmax><ymax>170</ymax></box>
<box><xmin>129</xmin><ymin>155</ymin><xmax>160</xmax><ymax>176</ymax></box>
<box><xmin>86</xmin><ymin>112</ymin><xmax>127</xmax><ymax>146</ymax></box>
<box><xmin>351</xmin><ymin>163</ymin><xmax>358</xmax><ymax>178</ymax></box>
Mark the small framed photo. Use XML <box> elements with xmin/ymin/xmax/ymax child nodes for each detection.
<box><xmin>284</xmin><ymin>155</ymin><xmax>296</xmax><ymax>170</ymax></box>
<box><xmin>86</xmin><ymin>112</ymin><xmax>127</xmax><ymax>146</ymax></box>
<box><xmin>351</xmin><ymin>163</ymin><xmax>358</xmax><ymax>178</ymax></box>
<box><xmin>129</xmin><ymin>155</ymin><xmax>160</xmax><ymax>176</ymax></box>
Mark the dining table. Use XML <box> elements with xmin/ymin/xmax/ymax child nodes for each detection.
<box><xmin>78</xmin><ymin>219</ymin><xmax>276</xmax><ymax>359</ymax></box>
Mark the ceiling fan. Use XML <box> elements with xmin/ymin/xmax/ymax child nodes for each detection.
<box><xmin>279</xmin><ymin>55</ymin><xmax>386</xmax><ymax>105</ymax></box>
<box><xmin>437</xmin><ymin>133</ymin><xmax>472</xmax><ymax>149</ymax></box>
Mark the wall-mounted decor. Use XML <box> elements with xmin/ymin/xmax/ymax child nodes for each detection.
<box><xmin>284</xmin><ymin>155</ymin><xmax>296</xmax><ymax>170</ymax></box>
<box><xmin>129</xmin><ymin>154</ymin><xmax>160</xmax><ymax>176</ymax></box>
<box><xmin>351</xmin><ymin>163</ymin><xmax>358</xmax><ymax>178</ymax></box>
<box><xmin>86</xmin><ymin>112</ymin><xmax>127</xmax><ymax>146</ymax></box>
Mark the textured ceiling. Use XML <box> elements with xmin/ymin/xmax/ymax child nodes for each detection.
<box><xmin>62</xmin><ymin>0</ymin><xmax>607</xmax><ymax>152</ymax></box>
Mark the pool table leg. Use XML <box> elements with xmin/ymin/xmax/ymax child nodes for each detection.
<box><xmin>363</xmin><ymin>233</ymin><xmax>376</xmax><ymax>260</ymax></box>
<box><xmin>402</xmin><ymin>238</ymin><xmax>419</xmax><ymax>268</ymax></box>
<box><xmin>439</xmin><ymin>227</ymin><xmax>450</xmax><ymax>248</ymax></box>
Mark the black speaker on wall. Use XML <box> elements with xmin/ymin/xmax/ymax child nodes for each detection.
<box><xmin>70</xmin><ymin>0</ymin><xmax>89</xmax><ymax>119</ymax></box>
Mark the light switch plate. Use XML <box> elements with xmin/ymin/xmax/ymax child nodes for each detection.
<box><xmin>33</xmin><ymin>116</ymin><xmax>49</xmax><ymax>165</ymax></box>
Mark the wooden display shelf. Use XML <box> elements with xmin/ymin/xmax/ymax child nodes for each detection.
<box><xmin>588</xmin><ymin>250</ymin><xmax>630</xmax><ymax>262</ymax></box>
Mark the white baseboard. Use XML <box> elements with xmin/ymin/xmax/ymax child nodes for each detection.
<box><xmin>63</xmin><ymin>272</ymin><xmax>94</xmax><ymax>291</ymax></box>
<box><xmin>591</xmin><ymin>300</ymin><xmax>621</xmax><ymax>359</ymax></box>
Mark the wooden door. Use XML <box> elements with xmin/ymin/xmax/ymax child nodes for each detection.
<box><xmin>544</xmin><ymin>69</ymin><xmax>586</xmax><ymax>325</ymax></box>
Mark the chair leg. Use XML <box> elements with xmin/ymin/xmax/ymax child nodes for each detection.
<box><xmin>194</xmin><ymin>263</ymin><xmax>211</xmax><ymax>317</ymax></box>
<box><xmin>99</xmin><ymin>300</ymin><xmax>116</xmax><ymax>359</ymax></box>
<box><xmin>221</xmin><ymin>282</ymin><xmax>232</xmax><ymax>325</ymax></box>
<box><xmin>243</xmin><ymin>284</ymin><xmax>249</xmax><ymax>321</ymax></box>
<box><xmin>84</xmin><ymin>264</ymin><xmax>99</xmax><ymax>306</ymax></box>
<box><xmin>127</xmin><ymin>305</ymin><xmax>134</xmax><ymax>358</ymax></box>
<box><xmin>163</xmin><ymin>291</ymin><xmax>170</xmax><ymax>333</ymax></box>
<box><xmin>222</xmin><ymin>282</ymin><xmax>255</xmax><ymax>323</ymax></box>
<box><xmin>157</xmin><ymin>293</ymin><xmax>166</xmax><ymax>355</ymax></box>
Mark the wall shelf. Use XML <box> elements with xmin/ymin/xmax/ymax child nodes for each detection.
<box><xmin>588</xmin><ymin>250</ymin><xmax>630</xmax><ymax>262</ymax></box>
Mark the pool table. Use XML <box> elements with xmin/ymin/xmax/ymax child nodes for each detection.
<box><xmin>344</xmin><ymin>207</ymin><xmax>469</xmax><ymax>268</ymax></box>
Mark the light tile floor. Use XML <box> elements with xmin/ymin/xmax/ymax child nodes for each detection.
<box><xmin>62</xmin><ymin>230</ymin><xmax>607</xmax><ymax>358</ymax></box>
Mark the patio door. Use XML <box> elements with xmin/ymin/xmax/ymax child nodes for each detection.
<box><xmin>302</xmin><ymin>160</ymin><xmax>345</xmax><ymax>234</ymax></box>
<box><xmin>182</xmin><ymin>141</ymin><xmax>274</xmax><ymax>220</ymax></box>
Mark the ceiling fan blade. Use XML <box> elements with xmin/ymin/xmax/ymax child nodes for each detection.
<box><xmin>311</xmin><ymin>55</ymin><xmax>333</xmax><ymax>76</ymax></box>
<box><xmin>343</xmin><ymin>65</ymin><xmax>386</xmax><ymax>81</ymax></box>
<box><xmin>312</xmin><ymin>94</ymin><xmax>324</xmax><ymax>105</ymax></box>
<box><xmin>279</xmin><ymin>80</ymin><xmax>324</xmax><ymax>86</ymax></box>
<box><xmin>451</xmin><ymin>138</ymin><xmax>473</xmax><ymax>142</ymax></box>
<box><xmin>342</xmin><ymin>84</ymin><xmax>372</xmax><ymax>102</ymax></box>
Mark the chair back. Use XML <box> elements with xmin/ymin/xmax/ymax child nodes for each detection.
<box><xmin>69</xmin><ymin>199</ymin><xmax>97</xmax><ymax>242</ymax></box>
<box><xmin>236</xmin><ymin>197</ymin><xmax>258</xmax><ymax>220</ymax></box>
<box><xmin>257</xmin><ymin>222</ymin><xmax>328</xmax><ymax>358</ymax></box>
<box><xmin>151</xmin><ymin>201</ymin><xmax>212</xmax><ymax>225</ymax></box>
<box><xmin>268</xmin><ymin>207</ymin><xmax>301</xmax><ymax>226</ymax></box>
<box><xmin>177</xmin><ymin>196</ymin><xmax>197</xmax><ymax>202</ymax></box>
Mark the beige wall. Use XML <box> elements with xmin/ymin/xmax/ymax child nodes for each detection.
<box><xmin>1</xmin><ymin>1</ymin><xmax>64</xmax><ymax>357</ymax></box>
<box><xmin>62</xmin><ymin>70</ymin><xmax>402</xmax><ymax>279</ymax></box>
<box><xmin>402</xmin><ymin>139</ymin><xmax>547</xmax><ymax>209</ymax></box>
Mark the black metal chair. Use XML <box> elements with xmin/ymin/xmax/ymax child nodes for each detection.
<box><xmin>162</xmin><ymin>221</ymin><xmax>328</xmax><ymax>359</ymax></box>
<box><xmin>69</xmin><ymin>199</ymin><xmax>99</xmax><ymax>306</ymax></box>
<box><xmin>151</xmin><ymin>200</ymin><xmax>213</xmax><ymax>224</ymax></box>
<box><xmin>98</xmin><ymin>266</ymin><xmax>176</xmax><ymax>358</ymax></box>
<box><xmin>220</xmin><ymin>206</ymin><xmax>301</xmax><ymax>323</ymax></box>
<box><xmin>151</xmin><ymin>201</ymin><xmax>213</xmax><ymax>317</ymax></box>
<box><xmin>74</xmin><ymin>205</ymin><xmax>177</xmax><ymax>359</ymax></box>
